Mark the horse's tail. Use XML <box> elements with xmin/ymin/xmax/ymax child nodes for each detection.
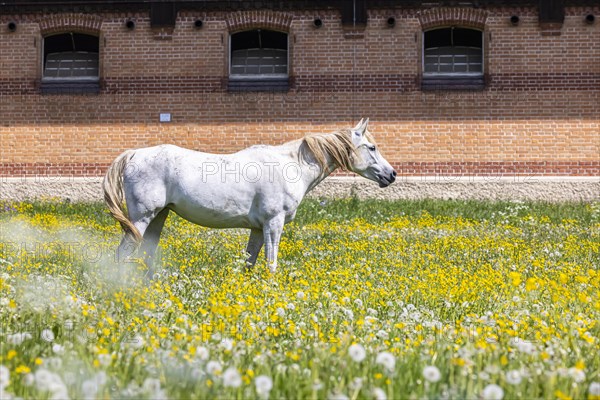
<box><xmin>102</xmin><ymin>150</ymin><xmax>143</xmax><ymax>243</ymax></box>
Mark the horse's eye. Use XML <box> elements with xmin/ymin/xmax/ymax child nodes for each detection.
<box><xmin>368</xmin><ymin>145</ymin><xmax>376</xmax><ymax>152</ymax></box>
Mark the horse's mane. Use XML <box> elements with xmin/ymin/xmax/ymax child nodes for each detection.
<box><xmin>299</xmin><ymin>128</ymin><xmax>375</xmax><ymax>172</ymax></box>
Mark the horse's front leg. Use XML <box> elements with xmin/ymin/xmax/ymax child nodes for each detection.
<box><xmin>263</xmin><ymin>215</ymin><xmax>285</xmax><ymax>273</ymax></box>
<box><xmin>245</xmin><ymin>228</ymin><xmax>264</xmax><ymax>270</ymax></box>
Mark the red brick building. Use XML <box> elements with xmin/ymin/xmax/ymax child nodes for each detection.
<box><xmin>0</xmin><ymin>0</ymin><xmax>598</xmax><ymax>180</ymax></box>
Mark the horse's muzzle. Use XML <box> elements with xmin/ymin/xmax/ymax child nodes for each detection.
<box><xmin>378</xmin><ymin>170</ymin><xmax>397</xmax><ymax>188</ymax></box>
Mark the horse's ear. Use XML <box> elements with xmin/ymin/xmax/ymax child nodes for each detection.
<box><xmin>353</xmin><ymin>118</ymin><xmax>364</xmax><ymax>132</ymax></box>
<box><xmin>353</xmin><ymin>118</ymin><xmax>367</xmax><ymax>136</ymax></box>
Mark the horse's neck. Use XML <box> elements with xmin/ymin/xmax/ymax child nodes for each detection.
<box><xmin>293</xmin><ymin>141</ymin><xmax>338</xmax><ymax>194</ymax></box>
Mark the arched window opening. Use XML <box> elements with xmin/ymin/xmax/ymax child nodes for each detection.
<box><xmin>228</xmin><ymin>29</ymin><xmax>289</xmax><ymax>91</ymax></box>
<box><xmin>424</xmin><ymin>27</ymin><xmax>482</xmax><ymax>75</ymax></box>
<box><xmin>421</xmin><ymin>27</ymin><xmax>484</xmax><ymax>90</ymax></box>
<box><xmin>43</xmin><ymin>32</ymin><xmax>99</xmax><ymax>80</ymax></box>
<box><xmin>40</xmin><ymin>32</ymin><xmax>100</xmax><ymax>94</ymax></box>
<box><xmin>230</xmin><ymin>29</ymin><xmax>288</xmax><ymax>78</ymax></box>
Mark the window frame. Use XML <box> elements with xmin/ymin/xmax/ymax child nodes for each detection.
<box><xmin>40</xmin><ymin>31</ymin><xmax>101</xmax><ymax>95</ymax></box>
<box><xmin>421</xmin><ymin>26</ymin><xmax>485</xmax><ymax>91</ymax></box>
<box><xmin>227</xmin><ymin>29</ymin><xmax>290</xmax><ymax>92</ymax></box>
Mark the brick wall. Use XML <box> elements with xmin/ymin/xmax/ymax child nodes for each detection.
<box><xmin>0</xmin><ymin>5</ymin><xmax>599</xmax><ymax>178</ymax></box>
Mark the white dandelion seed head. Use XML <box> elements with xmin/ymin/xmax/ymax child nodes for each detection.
<box><xmin>328</xmin><ymin>392</ymin><xmax>349</xmax><ymax>400</ymax></box>
<box><xmin>354</xmin><ymin>298</ymin><xmax>363</xmax><ymax>308</ymax></box>
<box><xmin>222</xmin><ymin>367</ymin><xmax>242</xmax><ymax>388</ymax></box>
<box><xmin>142</xmin><ymin>377</ymin><xmax>161</xmax><ymax>394</ymax></box>
<box><xmin>296</xmin><ymin>291</ymin><xmax>305</xmax><ymax>300</ymax></box>
<box><xmin>343</xmin><ymin>308</ymin><xmax>354</xmax><ymax>320</ymax></box>
<box><xmin>255</xmin><ymin>375</ymin><xmax>273</xmax><ymax>397</ymax></box>
<box><xmin>81</xmin><ymin>379</ymin><xmax>98</xmax><ymax>398</ymax></box>
<box><xmin>505</xmin><ymin>369</ymin><xmax>522</xmax><ymax>385</ymax></box>
<box><xmin>130</xmin><ymin>335</ymin><xmax>145</xmax><ymax>349</ymax></box>
<box><xmin>376</xmin><ymin>330</ymin><xmax>389</xmax><ymax>340</ymax></box>
<box><xmin>375</xmin><ymin>351</ymin><xmax>395</xmax><ymax>372</ymax></box>
<box><xmin>7</xmin><ymin>332</ymin><xmax>32</xmax><ymax>346</ymax></box>
<box><xmin>286</xmin><ymin>302</ymin><xmax>296</xmax><ymax>311</ymax></box>
<box><xmin>348</xmin><ymin>343</ymin><xmax>366</xmax><ymax>362</ymax></box>
<box><xmin>34</xmin><ymin>369</ymin><xmax>66</xmax><ymax>394</ymax></box>
<box><xmin>482</xmin><ymin>384</ymin><xmax>504</xmax><ymax>400</ymax></box>
<box><xmin>196</xmin><ymin>346</ymin><xmax>210</xmax><ymax>361</ymax></box>
<box><xmin>349</xmin><ymin>377</ymin><xmax>363</xmax><ymax>390</ymax></box>
<box><xmin>51</xmin><ymin>344</ymin><xmax>64</xmax><ymax>355</ymax></box>
<box><xmin>589</xmin><ymin>382</ymin><xmax>600</xmax><ymax>396</ymax></box>
<box><xmin>276</xmin><ymin>307</ymin><xmax>286</xmax><ymax>317</ymax></box>
<box><xmin>568</xmin><ymin>367</ymin><xmax>586</xmax><ymax>383</ymax></box>
<box><xmin>98</xmin><ymin>353</ymin><xmax>111</xmax><ymax>367</ymax></box>
<box><xmin>23</xmin><ymin>373</ymin><xmax>35</xmax><ymax>386</ymax></box>
<box><xmin>220</xmin><ymin>338</ymin><xmax>234</xmax><ymax>352</ymax></box>
<box><xmin>41</xmin><ymin>329</ymin><xmax>55</xmax><ymax>342</ymax></box>
<box><xmin>373</xmin><ymin>387</ymin><xmax>387</xmax><ymax>400</ymax></box>
<box><xmin>515</xmin><ymin>339</ymin><xmax>535</xmax><ymax>354</ymax></box>
<box><xmin>423</xmin><ymin>365</ymin><xmax>441</xmax><ymax>383</ymax></box>
<box><xmin>206</xmin><ymin>360</ymin><xmax>222</xmax><ymax>376</ymax></box>
<box><xmin>0</xmin><ymin>365</ymin><xmax>9</xmax><ymax>389</ymax></box>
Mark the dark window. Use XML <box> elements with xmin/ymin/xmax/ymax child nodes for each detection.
<box><xmin>228</xmin><ymin>29</ymin><xmax>289</xmax><ymax>92</ymax></box>
<box><xmin>422</xmin><ymin>27</ymin><xmax>484</xmax><ymax>90</ymax></box>
<box><xmin>41</xmin><ymin>32</ymin><xmax>100</xmax><ymax>94</ymax></box>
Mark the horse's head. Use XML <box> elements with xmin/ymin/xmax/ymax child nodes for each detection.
<box><xmin>350</xmin><ymin>118</ymin><xmax>397</xmax><ymax>188</ymax></box>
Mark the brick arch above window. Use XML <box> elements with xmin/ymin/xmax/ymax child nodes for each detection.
<box><xmin>418</xmin><ymin>7</ymin><xmax>488</xmax><ymax>31</ymax></box>
<box><xmin>226</xmin><ymin>10</ymin><xmax>293</xmax><ymax>33</ymax></box>
<box><xmin>38</xmin><ymin>13</ymin><xmax>103</xmax><ymax>36</ymax></box>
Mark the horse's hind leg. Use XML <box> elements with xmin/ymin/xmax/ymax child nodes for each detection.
<box><xmin>245</xmin><ymin>228</ymin><xmax>264</xmax><ymax>270</ymax></box>
<box><xmin>140</xmin><ymin>208</ymin><xmax>169</xmax><ymax>277</ymax></box>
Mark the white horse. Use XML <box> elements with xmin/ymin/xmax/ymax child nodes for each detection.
<box><xmin>103</xmin><ymin>119</ymin><xmax>396</xmax><ymax>275</ymax></box>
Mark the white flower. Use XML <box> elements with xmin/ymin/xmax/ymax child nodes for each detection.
<box><xmin>589</xmin><ymin>382</ymin><xmax>600</xmax><ymax>396</ymax></box>
<box><xmin>81</xmin><ymin>379</ymin><xmax>98</xmax><ymax>400</ymax></box>
<box><xmin>348</xmin><ymin>344</ymin><xmax>366</xmax><ymax>362</ymax></box>
<box><xmin>7</xmin><ymin>332</ymin><xmax>32</xmax><ymax>345</ymax></box>
<box><xmin>34</xmin><ymin>369</ymin><xmax>66</xmax><ymax>394</ymax></box>
<box><xmin>505</xmin><ymin>369</ymin><xmax>522</xmax><ymax>385</ymax></box>
<box><xmin>482</xmin><ymin>384</ymin><xmax>504</xmax><ymax>400</ymax></box>
<box><xmin>222</xmin><ymin>367</ymin><xmax>242</xmax><ymax>388</ymax></box>
<box><xmin>296</xmin><ymin>291</ymin><xmax>305</xmax><ymax>300</ymax></box>
<box><xmin>286</xmin><ymin>303</ymin><xmax>296</xmax><ymax>311</ymax></box>
<box><xmin>41</xmin><ymin>329</ymin><xmax>55</xmax><ymax>342</ymax></box>
<box><xmin>255</xmin><ymin>375</ymin><xmax>273</xmax><ymax>397</ymax></box>
<box><xmin>142</xmin><ymin>377</ymin><xmax>161</xmax><ymax>394</ymax></box>
<box><xmin>373</xmin><ymin>387</ymin><xmax>387</xmax><ymax>400</ymax></box>
<box><xmin>354</xmin><ymin>298</ymin><xmax>363</xmax><ymax>308</ymax></box>
<box><xmin>52</xmin><ymin>344</ymin><xmax>64</xmax><ymax>354</ymax></box>
<box><xmin>376</xmin><ymin>330</ymin><xmax>389</xmax><ymax>340</ymax></box>
<box><xmin>206</xmin><ymin>360</ymin><xmax>222</xmax><ymax>376</ymax></box>
<box><xmin>568</xmin><ymin>367</ymin><xmax>586</xmax><ymax>383</ymax></box>
<box><xmin>375</xmin><ymin>351</ymin><xmax>395</xmax><ymax>372</ymax></box>
<box><xmin>130</xmin><ymin>335</ymin><xmax>145</xmax><ymax>349</ymax></box>
<box><xmin>0</xmin><ymin>365</ymin><xmax>9</xmax><ymax>389</ymax></box>
<box><xmin>34</xmin><ymin>369</ymin><xmax>55</xmax><ymax>391</ymax></box>
<box><xmin>514</xmin><ymin>339</ymin><xmax>535</xmax><ymax>354</ymax></box>
<box><xmin>98</xmin><ymin>353</ymin><xmax>112</xmax><ymax>367</ymax></box>
<box><xmin>349</xmin><ymin>377</ymin><xmax>363</xmax><ymax>390</ymax></box>
<box><xmin>343</xmin><ymin>308</ymin><xmax>354</xmax><ymax>320</ymax></box>
<box><xmin>423</xmin><ymin>365</ymin><xmax>441</xmax><ymax>383</ymax></box>
<box><xmin>276</xmin><ymin>307</ymin><xmax>286</xmax><ymax>317</ymax></box>
<box><xmin>196</xmin><ymin>346</ymin><xmax>210</xmax><ymax>361</ymax></box>
<box><xmin>220</xmin><ymin>338</ymin><xmax>234</xmax><ymax>352</ymax></box>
